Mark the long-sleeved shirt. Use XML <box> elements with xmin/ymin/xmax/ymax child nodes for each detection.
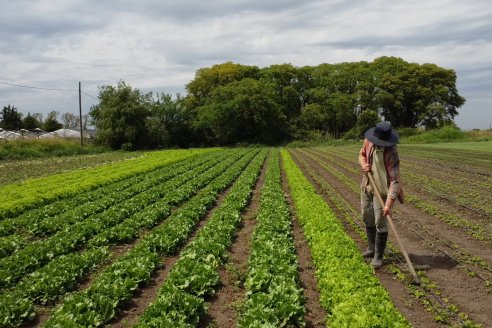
<box><xmin>359</xmin><ymin>138</ymin><xmax>404</xmax><ymax>204</ymax></box>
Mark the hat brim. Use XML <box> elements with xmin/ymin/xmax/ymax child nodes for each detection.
<box><xmin>365</xmin><ymin>127</ymin><xmax>399</xmax><ymax>146</ymax></box>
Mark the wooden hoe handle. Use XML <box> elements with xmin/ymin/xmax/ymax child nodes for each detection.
<box><xmin>366</xmin><ymin>172</ymin><xmax>420</xmax><ymax>285</ymax></box>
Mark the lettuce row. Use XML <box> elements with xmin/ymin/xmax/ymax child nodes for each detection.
<box><xmin>0</xmin><ymin>151</ymin><xmax>250</xmax><ymax>327</ymax></box>
<box><xmin>281</xmin><ymin>149</ymin><xmax>410</xmax><ymax>327</ymax></box>
<box><xmin>238</xmin><ymin>149</ymin><xmax>305</xmax><ymax>327</ymax></box>
<box><xmin>43</xmin><ymin>150</ymin><xmax>260</xmax><ymax>327</ymax></box>
<box><xmin>86</xmin><ymin>149</ymin><xmax>244</xmax><ymax>248</ymax></box>
<box><xmin>0</xmin><ymin>148</ymin><xmax>218</xmax><ymax>219</ymax></box>
<box><xmin>0</xmin><ymin>151</ymin><xmax>219</xmax><ymax>259</ymax></box>
<box><xmin>135</xmin><ymin>149</ymin><xmax>267</xmax><ymax>327</ymax></box>
<box><xmin>29</xmin><ymin>151</ymin><xmax>220</xmax><ymax>237</ymax></box>
<box><xmin>0</xmin><ymin>151</ymin><xmax>237</xmax><ymax>286</ymax></box>
<box><xmin>29</xmin><ymin>149</ymin><xmax>225</xmax><ymax>239</ymax></box>
<box><xmin>0</xmin><ymin>248</ymin><xmax>108</xmax><ymax>327</ymax></box>
<box><xmin>0</xmin><ymin>150</ymin><xmax>244</xmax><ymax>289</ymax></box>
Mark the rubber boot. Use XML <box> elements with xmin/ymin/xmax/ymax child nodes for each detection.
<box><xmin>371</xmin><ymin>231</ymin><xmax>388</xmax><ymax>269</ymax></box>
<box><xmin>362</xmin><ymin>226</ymin><xmax>376</xmax><ymax>258</ymax></box>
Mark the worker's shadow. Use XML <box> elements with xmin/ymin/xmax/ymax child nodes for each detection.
<box><xmin>387</xmin><ymin>254</ymin><xmax>457</xmax><ymax>270</ymax></box>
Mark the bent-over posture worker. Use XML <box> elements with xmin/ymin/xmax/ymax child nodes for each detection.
<box><xmin>359</xmin><ymin>121</ymin><xmax>404</xmax><ymax>269</ymax></box>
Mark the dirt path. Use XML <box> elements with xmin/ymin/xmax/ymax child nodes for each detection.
<box><xmin>311</xmin><ymin>147</ymin><xmax>492</xmax><ymax>227</ymax></box>
<box><xmin>305</xmin><ymin>148</ymin><xmax>492</xmax><ymax>267</ymax></box>
<box><xmin>280</xmin><ymin>159</ymin><xmax>326</xmax><ymax>327</ymax></box>
<box><xmin>197</xmin><ymin>153</ymin><xmax>269</xmax><ymax>327</ymax></box>
<box><xmin>306</xmin><ymin>151</ymin><xmax>492</xmax><ymax>284</ymax></box>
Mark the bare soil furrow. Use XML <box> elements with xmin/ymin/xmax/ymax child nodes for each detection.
<box><xmin>291</xmin><ymin>148</ymin><xmax>492</xmax><ymax>327</ymax></box>
<box><xmin>306</xmin><ymin>148</ymin><xmax>492</xmax><ymax>244</ymax></box>
<box><xmin>198</xmin><ymin>153</ymin><xmax>268</xmax><ymax>328</ymax></box>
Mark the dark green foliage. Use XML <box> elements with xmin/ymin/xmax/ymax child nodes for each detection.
<box><xmin>146</xmin><ymin>93</ymin><xmax>194</xmax><ymax>148</ymax></box>
<box><xmin>194</xmin><ymin>78</ymin><xmax>287</xmax><ymax>145</ymax></box>
<box><xmin>88</xmin><ymin>57</ymin><xmax>465</xmax><ymax>147</ymax></box>
<box><xmin>22</xmin><ymin>113</ymin><xmax>40</xmax><ymax>130</ymax></box>
<box><xmin>43</xmin><ymin>111</ymin><xmax>63</xmax><ymax>132</ymax></box>
<box><xmin>356</xmin><ymin>110</ymin><xmax>380</xmax><ymax>138</ymax></box>
<box><xmin>0</xmin><ymin>105</ymin><xmax>23</xmax><ymax>130</ymax></box>
<box><xmin>90</xmin><ymin>81</ymin><xmax>151</xmax><ymax>149</ymax></box>
<box><xmin>373</xmin><ymin>57</ymin><xmax>465</xmax><ymax>128</ymax></box>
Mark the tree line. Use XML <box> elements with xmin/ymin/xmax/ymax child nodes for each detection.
<box><xmin>0</xmin><ymin>105</ymin><xmax>89</xmax><ymax>132</ymax></box>
<box><xmin>3</xmin><ymin>56</ymin><xmax>465</xmax><ymax>148</ymax></box>
<box><xmin>90</xmin><ymin>56</ymin><xmax>465</xmax><ymax>149</ymax></box>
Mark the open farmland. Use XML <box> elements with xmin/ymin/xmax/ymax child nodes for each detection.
<box><xmin>0</xmin><ymin>143</ymin><xmax>490</xmax><ymax>327</ymax></box>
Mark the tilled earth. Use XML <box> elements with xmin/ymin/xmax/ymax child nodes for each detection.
<box><xmin>290</xmin><ymin>147</ymin><xmax>492</xmax><ymax>328</ymax></box>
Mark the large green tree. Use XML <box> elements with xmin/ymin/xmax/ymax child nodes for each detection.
<box><xmin>90</xmin><ymin>81</ymin><xmax>151</xmax><ymax>149</ymax></box>
<box><xmin>194</xmin><ymin>78</ymin><xmax>286</xmax><ymax>145</ymax></box>
<box><xmin>372</xmin><ymin>57</ymin><xmax>465</xmax><ymax>128</ymax></box>
<box><xmin>147</xmin><ymin>93</ymin><xmax>193</xmax><ymax>148</ymax></box>
<box><xmin>260</xmin><ymin>64</ymin><xmax>314</xmax><ymax>135</ymax></box>
<box><xmin>23</xmin><ymin>113</ymin><xmax>41</xmax><ymax>130</ymax></box>
<box><xmin>185</xmin><ymin>62</ymin><xmax>260</xmax><ymax>109</ymax></box>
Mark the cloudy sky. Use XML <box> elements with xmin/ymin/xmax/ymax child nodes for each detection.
<box><xmin>1</xmin><ymin>0</ymin><xmax>491</xmax><ymax>129</ymax></box>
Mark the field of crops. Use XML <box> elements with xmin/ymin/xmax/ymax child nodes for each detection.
<box><xmin>0</xmin><ymin>142</ymin><xmax>490</xmax><ymax>327</ymax></box>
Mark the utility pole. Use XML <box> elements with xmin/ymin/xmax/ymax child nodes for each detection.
<box><xmin>79</xmin><ymin>81</ymin><xmax>84</xmax><ymax>147</ymax></box>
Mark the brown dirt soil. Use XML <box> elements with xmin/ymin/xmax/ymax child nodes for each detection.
<box><xmin>307</xmin><ymin>148</ymin><xmax>492</xmax><ymax>275</ymax></box>
<box><xmin>197</xmin><ymin>154</ymin><xmax>268</xmax><ymax>327</ymax></box>
<box><xmin>308</xmin><ymin>148</ymin><xmax>492</xmax><ymax>245</ymax></box>
<box><xmin>281</xmin><ymin>161</ymin><xmax>327</xmax><ymax>327</ymax></box>
<box><xmin>289</xmin><ymin>148</ymin><xmax>492</xmax><ymax>327</ymax></box>
<box><xmin>108</xmin><ymin>184</ymin><xmax>235</xmax><ymax>328</ymax></box>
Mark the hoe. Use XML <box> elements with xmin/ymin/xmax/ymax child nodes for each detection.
<box><xmin>366</xmin><ymin>172</ymin><xmax>421</xmax><ymax>285</ymax></box>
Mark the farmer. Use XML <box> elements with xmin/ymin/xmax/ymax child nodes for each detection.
<box><xmin>359</xmin><ymin>121</ymin><xmax>404</xmax><ymax>269</ymax></box>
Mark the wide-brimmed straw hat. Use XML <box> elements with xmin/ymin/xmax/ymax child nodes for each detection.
<box><xmin>365</xmin><ymin>121</ymin><xmax>399</xmax><ymax>146</ymax></box>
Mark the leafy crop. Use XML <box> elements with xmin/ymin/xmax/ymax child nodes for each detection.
<box><xmin>239</xmin><ymin>149</ymin><xmax>305</xmax><ymax>327</ymax></box>
<box><xmin>281</xmin><ymin>149</ymin><xmax>410</xmax><ymax>327</ymax></box>
<box><xmin>0</xmin><ymin>148</ymin><xmax>217</xmax><ymax>219</ymax></box>
<box><xmin>0</xmin><ymin>150</ymin><xmax>239</xmax><ymax>288</ymax></box>
<box><xmin>43</xmin><ymin>150</ymin><xmax>261</xmax><ymax>327</ymax></box>
<box><xmin>135</xmin><ymin>149</ymin><xmax>266</xmax><ymax>327</ymax></box>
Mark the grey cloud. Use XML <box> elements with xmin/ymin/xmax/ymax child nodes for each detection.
<box><xmin>1</xmin><ymin>0</ymin><xmax>491</xmax><ymax>129</ymax></box>
<box><xmin>313</xmin><ymin>15</ymin><xmax>492</xmax><ymax>50</ymax></box>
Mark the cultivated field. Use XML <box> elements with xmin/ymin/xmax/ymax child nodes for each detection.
<box><xmin>0</xmin><ymin>143</ymin><xmax>490</xmax><ymax>327</ymax></box>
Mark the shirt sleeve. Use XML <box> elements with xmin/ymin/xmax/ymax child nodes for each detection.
<box><xmin>359</xmin><ymin>139</ymin><xmax>369</xmax><ymax>168</ymax></box>
<box><xmin>386</xmin><ymin>147</ymin><xmax>400</xmax><ymax>200</ymax></box>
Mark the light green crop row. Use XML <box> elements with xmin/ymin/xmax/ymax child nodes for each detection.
<box><xmin>0</xmin><ymin>148</ymin><xmax>219</xmax><ymax>219</ymax></box>
<box><xmin>281</xmin><ymin>149</ymin><xmax>410</xmax><ymax>327</ymax></box>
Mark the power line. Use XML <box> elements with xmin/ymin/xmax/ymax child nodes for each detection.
<box><xmin>0</xmin><ymin>80</ymin><xmax>99</xmax><ymax>100</ymax></box>
<box><xmin>81</xmin><ymin>91</ymin><xmax>98</xmax><ymax>100</ymax></box>
<box><xmin>0</xmin><ymin>80</ymin><xmax>76</xmax><ymax>92</ymax></box>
